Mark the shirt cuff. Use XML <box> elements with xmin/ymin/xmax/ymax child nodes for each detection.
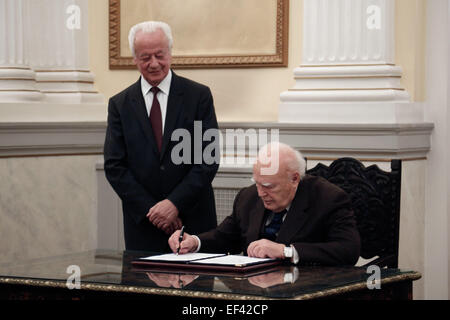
<box><xmin>283</xmin><ymin>267</ymin><xmax>300</xmax><ymax>283</ymax></box>
<box><xmin>291</xmin><ymin>245</ymin><xmax>299</xmax><ymax>264</ymax></box>
<box><xmin>192</xmin><ymin>235</ymin><xmax>201</xmax><ymax>253</ymax></box>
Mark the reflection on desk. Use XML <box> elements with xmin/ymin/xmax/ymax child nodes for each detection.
<box><xmin>146</xmin><ymin>272</ymin><xmax>200</xmax><ymax>289</ymax></box>
<box><xmin>0</xmin><ymin>249</ymin><xmax>421</xmax><ymax>300</ymax></box>
<box><xmin>247</xmin><ymin>266</ymin><xmax>299</xmax><ymax>288</ymax></box>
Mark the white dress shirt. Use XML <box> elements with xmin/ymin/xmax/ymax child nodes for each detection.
<box><xmin>140</xmin><ymin>70</ymin><xmax>172</xmax><ymax>133</ymax></box>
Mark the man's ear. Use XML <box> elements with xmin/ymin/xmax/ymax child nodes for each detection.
<box><xmin>291</xmin><ymin>172</ymin><xmax>300</xmax><ymax>185</ymax></box>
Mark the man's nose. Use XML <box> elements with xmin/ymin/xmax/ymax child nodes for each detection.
<box><xmin>148</xmin><ymin>56</ymin><xmax>158</xmax><ymax>67</ymax></box>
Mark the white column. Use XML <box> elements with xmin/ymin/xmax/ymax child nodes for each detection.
<box><xmin>27</xmin><ymin>0</ymin><xmax>102</xmax><ymax>103</ymax></box>
<box><xmin>279</xmin><ymin>0</ymin><xmax>421</xmax><ymax>124</ymax></box>
<box><xmin>0</xmin><ymin>0</ymin><xmax>42</xmax><ymax>102</ymax></box>
<box><xmin>303</xmin><ymin>0</ymin><xmax>395</xmax><ymax>66</ymax></box>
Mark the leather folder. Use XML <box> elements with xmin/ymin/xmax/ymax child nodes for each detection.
<box><xmin>132</xmin><ymin>253</ymin><xmax>282</xmax><ymax>273</ymax></box>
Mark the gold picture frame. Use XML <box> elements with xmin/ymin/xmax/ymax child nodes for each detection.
<box><xmin>109</xmin><ymin>0</ymin><xmax>289</xmax><ymax>69</ymax></box>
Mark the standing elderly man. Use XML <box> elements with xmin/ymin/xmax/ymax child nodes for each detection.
<box><xmin>169</xmin><ymin>142</ymin><xmax>360</xmax><ymax>266</ymax></box>
<box><xmin>104</xmin><ymin>21</ymin><xmax>219</xmax><ymax>252</ymax></box>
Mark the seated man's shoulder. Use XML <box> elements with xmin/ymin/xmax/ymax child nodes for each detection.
<box><xmin>234</xmin><ymin>185</ymin><xmax>260</xmax><ymax>207</ymax></box>
<box><xmin>302</xmin><ymin>174</ymin><xmax>348</xmax><ymax>197</ymax></box>
<box><xmin>300</xmin><ymin>175</ymin><xmax>353</xmax><ymax>213</ymax></box>
<box><xmin>237</xmin><ymin>184</ymin><xmax>259</xmax><ymax>199</ymax></box>
<box><xmin>231</xmin><ymin>185</ymin><xmax>263</xmax><ymax>217</ymax></box>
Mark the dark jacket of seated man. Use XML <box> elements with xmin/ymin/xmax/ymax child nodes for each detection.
<box><xmin>199</xmin><ymin>174</ymin><xmax>360</xmax><ymax>266</ymax></box>
<box><xmin>169</xmin><ymin>143</ymin><xmax>361</xmax><ymax>266</ymax></box>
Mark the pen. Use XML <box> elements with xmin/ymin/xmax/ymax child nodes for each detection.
<box><xmin>176</xmin><ymin>225</ymin><xmax>185</xmax><ymax>255</ymax></box>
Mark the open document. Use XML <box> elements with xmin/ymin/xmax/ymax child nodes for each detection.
<box><xmin>133</xmin><ymin>253</ymin><xmax>281</xmax><ymax>273</ymax></box>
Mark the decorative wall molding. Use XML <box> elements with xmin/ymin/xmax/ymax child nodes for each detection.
<box><xmin>0</xmin><ymin>121</ymin><xmax>106</xmax><ymax>157</ymax></box>
<box><xmin>0</xmin><ymin>121</ymin><xmax>433</xmax><ymax>159</ymax></box>
<box><xmin>219</xmin><ymin>122</ymin><xmax>434</xmax><ymax>160</ymax></box>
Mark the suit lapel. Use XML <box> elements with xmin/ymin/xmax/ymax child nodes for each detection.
<box><xmin>129</xmin><ymin>78</ymin><xmax>159</xmax><ymax>154</ymax></box>
<box><xmin>160</xmin><ymin>71</ymin><xmax>184</xmax><ymax>160</ymax></box>
<box><xmin>246</xmin><ymin>199</ymin><xmax>266</xmax><ymax>244</ymax></box>
<box><xmin>277</xmin><ymin>179</ymin><xmax>310</xmax><ymax>244</ymax></box>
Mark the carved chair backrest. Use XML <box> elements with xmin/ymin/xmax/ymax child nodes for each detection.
<box><xmin>306</xmin><ymin>158</ymin><xmax>401</xmax><ymax>268</ymax></box>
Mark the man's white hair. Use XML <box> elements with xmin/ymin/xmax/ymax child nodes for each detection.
<box><xmin>257</xmin><ymin>142</ymin><xmax>306</xmax><ymax>177</ymax></box>
<box><xmin>128</xmin><ymin>21</ymin><xmax>173</xmax><ymax>57</ymax></box>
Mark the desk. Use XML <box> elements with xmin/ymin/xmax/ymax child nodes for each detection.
<box><xmin>0</xmin><ymin>249</ymin><xmax>420</xmax><ymax>300</ymax></box>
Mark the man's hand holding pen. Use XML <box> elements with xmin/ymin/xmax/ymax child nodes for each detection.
<box><xmin>176</xmin><ymin>226</ymin><xmax>185</xmax><ymax>255</ymax></box>
<box><xmin>168</xmin><ymin>228</ymin><xmax>199</xmax><ymax>254</ymax></box>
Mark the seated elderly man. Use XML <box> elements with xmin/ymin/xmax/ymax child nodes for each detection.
<box><xmin>169</xmin><ymin>142</ymin><xmax>361</xmax><ymax>266</ymax></box>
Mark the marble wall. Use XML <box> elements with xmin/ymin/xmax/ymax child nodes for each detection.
<box><xmin>0</xmin><ymin>155</ymin><xmax>101</xmax><ymax>263</ymax></box>
<box><xmin>398</xmin><ymin>160</ymin><xmax>425</xmax><ymax>300</ymax></box>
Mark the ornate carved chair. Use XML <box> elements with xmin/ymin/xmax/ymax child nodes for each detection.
<box><xmin>306</xmin><ymin>158</ymin><xmax>401</xmax><ymax>268</ymax></box>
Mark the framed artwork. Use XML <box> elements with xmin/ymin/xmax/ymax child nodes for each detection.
<box><xmin>109</xmin><ymin>0</ymin><xmax>289</xmax><ymax>69</ymax></box>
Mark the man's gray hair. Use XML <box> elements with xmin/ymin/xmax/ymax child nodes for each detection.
<box><xmin>257</xmin><ymin>142</ymin><xmax>307</xmax><ymax>177</ymax></box>
<box><xmin>128</xmin><ymin>21</ymin><xmax>173</xmax><ymax>57</ymax></box>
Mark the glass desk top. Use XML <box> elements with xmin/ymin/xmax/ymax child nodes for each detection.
<box><xmin>0</xmin><ymin>249</ymin><xmax>421</xmax><ymax>300</ymax></box>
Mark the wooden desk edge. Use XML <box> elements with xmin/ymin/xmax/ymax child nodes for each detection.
<box><xmin>0</xmin><ymin>271</ymin><xmax>422</xmax><ymax>301</ymax></box>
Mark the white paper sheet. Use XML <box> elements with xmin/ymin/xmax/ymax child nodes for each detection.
<box><xmin>193</xmin><ymin>255</ymin><xmax>275</xmax><ymax>267</ymax></box>
<box><xmin>140</xmin><ymin>252</ymin><xmax>224</xmax><ymax>262</ymax></box>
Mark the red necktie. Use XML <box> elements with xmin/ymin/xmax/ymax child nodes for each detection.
<box><xmin>149</xmin><ymin>87</ymin><xmax>162</xmax><ymax>152</ymax></box>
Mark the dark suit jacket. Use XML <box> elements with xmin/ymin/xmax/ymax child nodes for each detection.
<box><xmin>104</xmin><ymin>71</ymin><xmax>219</xmax><ymax>252</ymax></box>
<box><xmin>198</xmin><ymin>174</ymin><xmax>361</xmax><ymax>266</ymax></box>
